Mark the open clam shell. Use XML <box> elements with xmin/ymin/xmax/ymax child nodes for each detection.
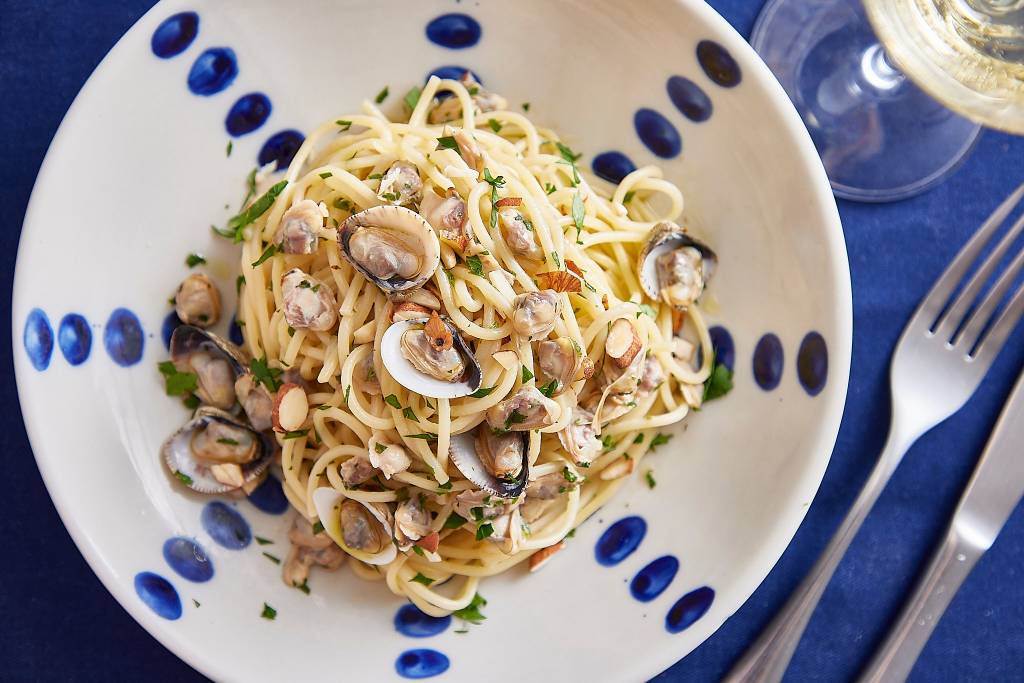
<box><xmin>448</xmin><ymin>426</ymin><xmax>529</xmax><ymax>499</ymax></box>
<box><xmin>170</xmin><ymin>325</ymin><xmax>249</xmax><ymax>410</ymax></box>
<box><xmin>380</xmin><ymin>316</ymin><xmax>482</xmax><ymax>399</ymax></box>
<box><xmin>637</xmin><ymin>221</ymin><xmax>717</xmax><ymax>307</ymax></box>
<box><xmin>162</xmin><ymin>407</ymin><xmax>274</xmax><ymax>494</ymax></box>
<box><xmin>338</xmin><ymin>205</ymin><xmax>440</xmax><ymax>294</ymax></box>
<box><xmin>312</xmin><ymin>487</ymin><xmax>398</xmax><ymax>566</ymax></box>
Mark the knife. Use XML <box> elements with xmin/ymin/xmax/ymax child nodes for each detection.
<box><xmin>858</xmin><ymin>367</ymin><xmax>1024</xmax><ymax>683</ymax></box>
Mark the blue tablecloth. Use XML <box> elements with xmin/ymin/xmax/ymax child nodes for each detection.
<box><xmin>3</xmin><ymin>2</ymin><xmax>1023</xmax><ymax>681</ymax></box>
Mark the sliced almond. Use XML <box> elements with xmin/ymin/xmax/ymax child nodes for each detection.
<box><xmin>529</xmin><ymin>541</ymin><xmax>566</xmax><ymax>572</ymax></box>
<box><xmin>564</xmin><ymin>259</ymin><xmax>585</xmax><ymax>279</ymax></box>
<box><xmin>273</xmin><ymin>383</ymin><xmax>309</xmax><ymax>433</ymax></box>
<box><xmin>672</xmin><ymin>309</ymin><xmax>686</xmax><ymax>336</ymax></box>
<box><xmin>579</xmin><ymin>355</ymin><xmax>596</xmax><ymax>381</ymax></box>
<box><xmin>492</xmin><ymin>350</ymin><xmax>520</xmax><ymax>371</ymax></box>
<box><xmin>210</xmin><ymin>463</ymin><xmax>245</xmax><ymax>489</ymax></box>
<box><xmin>439</xmin><ymin>227</ymin><xmax>468</xmax><ymax>254</ymax></box>
<box><xmin>599</xmin><ymin>456</ymin><xmax>635</xmax><ymax>481</ymax></box>
<box><xmin>494</xmin><ymin>196</ymin><xmax>522</xmax><ymax>208</ymax></box>
<box><xmin>606</xmin><ymin>319</ymin><xmax>641</xmax><ymax>368</ymax></box>
<box><xmin>424</xmin><ymin>311</ymin><xmax>453</xmax><ymax>352</ymax></box>
<box><xmin>536</xmin><ymin>270</ymin><xmax>582</xmax><ymax>293</ymax></box>
<box><xmin>392</xmin><ymin>302</ymin><xmax>432</xmax><ymax>322</ymax></box>
<box><xmin>601</xmin><ymin>294</ymin><xmax>610</xmax><ymax>310</ymax></box>
<box><xmin>416</xmin><ymin>530</ymin><xmax>441</xmax><ymax>553</ymax></box>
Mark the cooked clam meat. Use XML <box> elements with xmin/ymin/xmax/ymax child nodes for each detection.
<box><xmin>639</xmin><ymin>222</ymin><xmax>716</xmax><ymax>309</ymax></box>
<box><xmin>475</xmin><ymin>428</ymin><xmax>525</xmax><ymax>480</ymax></box>
<box><xmin>234</xmin><ymin>374</ymin><xmax>273</xmax><ymax>431</ymax></box>
<box><xmin>277</xmin><ymin>199</ymin><xmax>324</xmax><ymax>255</ymax></box>
<box><xmin>283</xmin><ymin>519</ymin><xmax>346</xmax><ymax>587</ymax></box>
<box><xmin>558</xmin><ymin>408</ymin><xmax>602</xmax><ymax>466</ymax></box>
<box><xmin>281</xmin><ymin>268</ymin><xmax>338</xmax><ymax>331</ymax></box>
<box><xmin>428</xmin><ymin>71</ymin><xmax>508</xmax><ymax>124</ymax></box>
<box><xmin>191</xmin><ymin>419</ymin><xmax>259</xmax><ymax>465</ymax></box>
<box><xmin>511</xmin><ymin>290</ymin><xmax>560</xmax><ymax>341</ymax></box>
<box><xmin>420</xmin><ymin>187</ymin><xmax>468</xmax><ymax>253</ymax></box>
<box><xmin>356</xmin><ymin>354</ymin><xmax>381</xmax><ymax>395</ymax></box>
<box><xmin>182</xmin><ymin>351</ymin><xmax>236</xmax><ymax>409</ymax></box>
<box><xmin>656</xmin><ymin>247</ymin><xmax>705</xmax><ymax>308</ymax></box>
<box><xmin>400</xmin><ymin>314</ymin><xmax>467</xmax><ymax>382</ymax></box>
<box><xmin>348</xmin><ymin>229</ymin><xmax>420</xmax><ymax>281</ymax></box>
<box><xmin>394</xmin><ymin>496</ymin><xmax>432</xmax><ymax>546</ymax></box>
<box><xmin>453</xmin><ymin>489</ymin><xmax>508</xmax><ymax>522</ymax></box>
<box><xmin>499</xmin><ymin>208</ymin><xmax>542</xmax><ymax>261</ymax></box>
<box><xmin>486</xmin><ymin>386</ymin><xmax>560</xmax><ymax>431</ymax></box>
<box><xmin>340</xmin><ymin>453</ymin><xmax>376</xmax><ymax>486</ymax></box>
<box><xmin>392</xmin><ymin>302</ymin><xmax>433</xmax><ymax>322</ymax></box>
<box><xmin>339</xmin><ymin>206</ymin><xmax>440</xmax><ymax>293</ymax></box>
<box><xmin>175</xmin><ymin>273</ymin><xmax>221</xmax><ymax>328</ymax></box>
<box><xmin>339</xmin><ymin>499</ymin><xmax>391</xmax><ymax>553</ymax></box>
<box><xmin>377</xmin><ymin>161</ymin><xmax>422</xmax><ymax>207</ymax></box>
<box><xmin>527</xmin><ymin>471</ymin><xmax>573</xmax><ymax>500</ymax></box>
<box><xmin>537</xmin><ymin>337</ymin><xmax>594</xmax><ymax>393</ymax></box>
<box><xmin>639</xmin><ymin>356</ymin><xmax>665</xmax><ymax>396</ymax></box>
<box><xmin>367</xmin><ymin>435</ymin><xmax>411</xmax><ymax>479</ymax></box>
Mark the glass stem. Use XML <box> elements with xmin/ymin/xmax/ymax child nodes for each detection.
<box><xmin>816</xmin><ymin>42</ymin><xmax>906</xmax><ymax>116</ymax></box>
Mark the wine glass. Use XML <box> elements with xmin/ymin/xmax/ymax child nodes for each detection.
<box><xmin>752</xmin><ymin>0</ymin><xmax>1024</xmax><ymax>202</ymax></box>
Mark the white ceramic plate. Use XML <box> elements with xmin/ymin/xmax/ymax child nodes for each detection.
<box><xmin>13</xmin><ymin>1</ymin><xmax>851</xmax><ymax>681</ymax></box>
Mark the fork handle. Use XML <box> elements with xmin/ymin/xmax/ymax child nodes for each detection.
<box><xmin>723</xmin><ymin>429</ymin><xmax>913</xmax><ymax>683</ymax></box>
<box><xmin>856</xmin><ymin>527</ymin><xmax>983</xmax><ymax>683</ymax></box>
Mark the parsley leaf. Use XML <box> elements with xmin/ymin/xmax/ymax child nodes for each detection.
<box><xmin>436</xmin><ymin>135</ymin><xmax>459</xmax><ymax>151</ymax></box>
<box><xmin>263</xmin><ymin>552</ymin><xmax>281</xmax><ymax>564</ymax></box>
<box><xmin>336</xmin><ymin>119</ymin><xmax>352</xmax><ymax>131</ymax></box>
<box><xmin>538</xmin><ymin>380</ymin><xmax>559</xmax><ymax>398</ymax></box>
<box><xmin>250</xmin><ymin>357</ymin><xmax>283</xmax><ymax>392</ymax></box>
<box><xmin>216</xmin><ymin>180</ymin><xmax>288</xmax><ymax>243</ymax></box>
<box><xmin>312</xmin><ymin>521</ymin><xmax>324</xmax><ymax>535</ymax></box>
<box><xmin>407</xmin><ymin>433</ymin><xmax>438</xmax><ymax>440</ymax></box>
<box><xmin>465</xmin><ymin>255</ymin><xmax>484</xmax><ymax>277</ymax></box>
<box><xmin>294</xmin><ymin>578</ymin><xmax>311</xmax><ymax>595</ymax></box>
<box><xmin>572</xmin><ymin>190</ymin><xmax>585</xmax><ymax>240</ymax></box>
<box><xmin>410</xmin><ymin>572</ymin><xmax>435</xmax><ymax>586</ymax></box>
<box><xmin>384</xmin><ymin>394</ymin><xmax>402</xmax><ymax>409</ymax></box>
<box><xmin>236</xmin><ymin>274</ymin><xmax>245</xmax><ymax>294</ymax></box>
<box><xmin>522</xmin><ymin>102</ymin><xmax>530</xmax><ymax>111</ymax></box>
<box><xmin>704</xmin><ymin>361</ymin><xmax>734</xmax><ymax>402</ymax></box>
<box><xmin>173</xmin><ymin>470</ymin><xmax>194</xmax><ymax>486</ymax></box>
<box><xmin>250</xmin><ymin>244</ymin><xmax>278</xmax><ymax>268</ymax></box>
<box><xmin>402</xmin><ymin>407</ymin><xmax>419</xmax><ymax>422</ymax></box>
<box><xmin>475</xmin><ymin>523</ymin><xmax>495</xmax><ymax>541</ymax></box>
<box><xmin>487</xmin><ymin>118</ymin><xmax>502</xmax><ymax>133</ymax></box>
<box><xmin>504</xmin><ymin>409</ymin><xmax>527</xmax><ymax>430</ymax></box>
<box><xmin>521</xmin><ymin>366</ymin><xmax>534</xmax><ymax>383</ymax></box>
<box><xmin>261</xmin><ymin>603</ymin><xmax>277</xmax><ymax>620</ymax></box>
<box><xmin>158</xmin><ymin>361</ymin><xmax>198</xmax><ymax>397</ymax></box>
<box><xmin>645</xmin><ymin>470</ymin><xmax>657</xmax><ymax>489</ymax></box>
<box><xmin>185</xmin><ymin>253</ymin><xmax>206</xmax><ymax>268</ymax></box>
<box><xmin>633</xmin><ymin>434</ymin><xmax>644</xmax><ymax>444</ymax></box>
<box><xmin>411</xmin><ymin>545</ymin><xmax>425</xmax><ymax>556</ymax></box>
<box><xmin>470</xmin><ymin>386</ymin><xmax>496</xmax><ymax>398</ymax></box>
<box><xmin>452</xmin><ymin>593</ymin><xmax>487</xmax><ymax>624</ymax></box>
<box><xmin>374</xmin><ymin>86</ymin><xmax>389</xmax><ymax>104</ymax></box>
<box><xmin>443</xmin><ymin>512</ymin><xmax>468</xmax><ymax>530</ymax></box>
<box><xmin>555</xmin><ymin>142</ymin><xmax>582</xmax><ymax>163</ymax></box>
<box><xmin>226</xmin><ymin>140</ymin><xmax>233</xmax><ymax>157</ymax></box>
<box><xmin>403</xmin><ymin>85</ymin><xmax>422</xmax><ymax>111</ymax></box>
<box><xmin>255</xmin><ymin>536</ymin><xmax>274</xmax><ymax>545</ymax></box>
<box><xmin>562</xmin><ymin>466</ymin><xmax>578</xmax><ymax>483</ymax></box>
<box><xmin>283</xmin><ymin>429</ymin><xmax>309</xmax><ymax>440</ymax></box>
<box><xmin>623</xmin><ymin>190</ymin><xmax>636</xmax><ymax>204</ymax></box>
<box><xmin>544</xmin><ymin>182</ymin><xmax>557</xmax><ymax>195</ymax></box>
<box><xmin>650</xmin><ymin>433</ymin><xmax>673</xmax><ymax>450</ymax></box>
<box><xmin>319</xmin><ymin>171</ymin><xmax>333</xmax><ymax>179</ymax></box>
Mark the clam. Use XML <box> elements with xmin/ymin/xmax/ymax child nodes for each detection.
<box><xmin>428</xmin><ymin>71</ymin><xmax>508</xmax><ymax>124</ymax></box>
<box><xmin>499</xmin><ymin>207</ymin><xmax>542</xmax><ymax>262</ymax></box>
<box><xmin>170</xmin><ymin>325</ymin><xmax>248</xmax><ymax>410</ymax></box>
<box><xmin>558</xmin><ymin>407</ymin><xmax>602</xmax><ymax>466</ymax></box>
<box><xmin>276</xmin><ymin>199</ymin><xmax>324</xmax><ymax>255</ymax></box>
<box><xmin>488</xmin><ymin>506</ymin><xmax>524</xmax><ymax>554</ymax></box>
<box><xmin>380</xmin><ymin>314</ymin><xmax>482</xmax><ymax>399</ymax></box>
<box><xmin>449</xmin><ymin>426</ymin><xmax>529</xmax><ymax>498</ymax></box>
<box><xmin>638</xmin><ymin>356</ymin><xmax>665</xmax><ymax>396</ymax></box>
<box><xmin>536</xmin><ymin>337</ymin><xmax>595</xmax><ymax>395</ymax></box>
<box><xmin>485</xmin><ymin>386</ymin><xmax>560</xmax><ymax>432</ymax></box>
<box><xmin>510</xmin><ymin>290</ymin><xmax>560</xmax><ymax>341</ymax></box>
<box><xmin>162</xmin><ymin>407</ymin><xmax>274</xmax><ymax>494</ymax></box>
<box><xmin>367</xmin><ymin>435</ymin><xmax>412</xmax><ymax>479</ymax></box>
<box><xmin>638</xmin><ymin>221</ymin><xmax>717</xmax><ymax>309</ymax></box>
<box><xmin>354</xmin><ymin>354</ymin><xmax>381</xmax><ymax>396</ymax></box>
<box><xmin>282</xmin><ymin>518</ymin><xmax>346</xmax><ymax>588</ymax></box>
<box><xmin>339</xmin><ymin>205</ymin><xmax>440</xmax><ymax>294</ymax></box>
<box><xmin>174</xmin><ymin>273</ymin><xmax>221</xmax><ymax>328</ymax></box>
<box><xmin>420</xmin><ymin>187</ymin><xmax>469</xmax><ymax>253</ymax></box>
<box><xmin>312</xmin><ymin>487</ymin><xmax>398</xmax><ymax>565</ymax></box>
<box><xmin>281</xmin><ymin>268</ymin><xmax>338</xmax><ymax>331</ymax></box>
<box><xmin>234</xmin><ymin>374</ymin><xmax>273</xmax><ymax>431</ymax></box>
<box><xmin>394</xmin><ymin>495</ymin><xmax>432</xmax><ymax>549</ymax></box>
<box><xmin>390</xmin><ymin>286</ymin><xmax>442</xmax><ymax>310</ymax></box>
<box><xmin>340</xmin><ymin>452</ymin><xmax>376</xmax><ymax>486</ymax></box>
<box><xmin>377</xmin><ymin>161</ymin><xmax>422</xmax><ymax>207</ymax></box>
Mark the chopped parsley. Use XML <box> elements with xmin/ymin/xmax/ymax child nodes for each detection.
<box><xmin>470</xmin><ymin>385</ymin><xmax>496</xmax><ymax>399</ymax></box>
<box><xmin>402</xmin><ymin>407</ymin><xmax>419</xmax><ymax>423</ymax></box>
<box><xmin>173</xmin><ymin>470</ymin><xmax>194</xmax><ymax>486</ymax></box>
<box><xmin>544</xmin><ymin>182</ymin><xmax>557</xmax><ymax>195</ymax></box>
<box><xmin>538</xmin><ymin>380</ymin><xmax>559</xmax><ymax>398</ymax></box>
<box><xmin>251</xmin><ymin>244</ymin><xmax>278</xmax><ymax>267</ymax></box>
<box><xmin>483</xmin><ymin>167</ymin><xmax>506</xmax><ymax>230</ymax></box>
<box><xmin>551</xmin><ymin>251</ymin><xmax>562</xmax><ymax>269</ymax></box>
<box><xmin>475</xmin><ymin>523</ymin><xmax>495</xmax><ymax>541</ymax></box>
<box><xmin>336</xmin><ymin>119</ymin><xmax>352</xmax><ymax>131</ymax></box>
<box><xmin>384</xmin><ymin>394</ymin><xmax>402</xmax><ymax>409</ymax></box>
<box><xmin>294</xmin><ymin>578</ymin><xmax>311</xmax><ymax>595</ymax></box>
<box><xmin>312</xmin><ymin>521</ymin><xmax>325</xmax><ymax>535</ymax></box>
<box><xmin>262</xmin><ymin>552</ymin><xmax>281</xmax><ymax>564</ymax></box>
<box><xmin>183</xmin><ymin>394</ymin><xmax>200</xmax><ymax>410</ymax></box>
<box><xmin>319</xmin><ymin>171</ymin><xmax>333</xmax><ymax>179</ymax></box>
<box><xmin>522</xmin><ymin>102</ymin><xmax>530</xmax><ymax>111</ymax></box>
<box><xmin>633</xmin><ymin>434</ymin><xmax>644</xmax><ymax>444</ymax></box>
<box><xmin>452</xmin><ymin>593</ymin><xmax>487</xmax><ymax>624</ymax></box>
<box><xmin>443</xmin><ymin>512</ymin><xmax>467</xmax><ymax>530</ymax></box>
<box><xmin>250</xmin><ymin>356</ymin><xmax>283</xmax><ymax>392</ymax></box>
<box><xmin>374</xmin><ymin>85</ymin><xmax>389</xmax><ymax>104</ymax></box>
<box><xmin>410</xmin><ymin>545</ymin><xmax>425</xmax><ymax>556</ymax></box>
<box><xmin>226</xmin><ymin>140</ymin><xmax>233</xmax><ymax>157</ymax></box>
<box><xmin>704</xmin><ymin>360</ymin><xmax>734</xmax><ymax>402</ymax></box>
<box><xmin>344</xmin><ymin>385</ymin><xmax>352</xmax><ymax>405</ymax></box>
<box><xmin>255</xmin><ymin>536</ymin><xmax>274</xmax><ymax>545</ymax></box>
<box><xmin>261</xmin><ymin>603</ymin><xmax>277</xmax><ymax>620</ymax></box>
<box><xmin>555</xmin><ymin>141</ymin><xmax>582</xmax><ymax>163</ymax></box>
<box><xmin>381</xmin><ymin>191</ymin><xmax>401</xmax><ymax>202</ymax></box>
<box><xmin>333</xmin><ymin>197</ymin><xmax>353</xmax><ymax>212</ymax></box>
<box><xmin>645</xmin><ymin>470</ymin><xmax>657</xmax><ymax>489</ymax></box>
<box><xmin>403</xmin><ymin>85</ymin><xmax>422</xmax><ymax>110</ymax></box>
<box><xmin>623</xmin><ymin>190</ymin><xmax>636</xmax><ymax>204</ymax></box>
<box><xmin>565</xmin><ymin>528</ymin><xmax>576</xmax><ymax>538</ymax></box>
<box><xmin>437</xmin><ymin>481</ymin><xmax>453</xmax><ymax>491</ymax></box>
<box><xmin>374</xmin><ymin>442</ymin><xmax>387</xmax><ymax>454</ymax></box>
<box><xmin>367</xmin><ymin>173</ymin><xmax>383</xmax><ymax>180</ymax></box>
<box><xmin>465</xmin><ymin>255</ymin><xmax>483</xmax><ymax>277</ymax></box>
<box><xmin>216</xmin><ymin>437</ymin><xmax>239</xmax><ymax>446</ymax></box>
<box><xmin>562</xmin><ymin>466</ymin><xmax>578</xmax><ymax>483</ymax></box>
<box><xmin>407</xmin><ymin>433</ymin><xmax>438</xmax><ymax>440</ymax></box>
<box><xmin>504</xmin><ymin>409</ymin><xmax>527</xmax><ymax>430</ymax></box>
<box><xmin>600</xmin><ymin>434</ymin><xmax>617</xmax><ymax>451</ymax></box>
<box><xmin>410</xmin><ymin>572</ymin><xmax>435</xmax><ymax>586</ymax></box>
<box><xmin>185</xmin><ymin>253</ymin><xmax>206</xmax><ymax>268</ymax></box>
<box><xmin>158</xmin><ymin>361</ymin><xmax>198</xmax><ymax>397</ymax></box>
<box><xmin>215</xmin><ymin>180</ymin><xmax>288</xmax><ymax>243</ymax></box>
<box><xmin>521</xmin><ymin>366</ymin><xmax>534</xmax><ymax>383</ymax></box>
<box><xmin>318</xmin><ymin>404</ymin><xmax>332</xmax><ymax>411</ymax></box>
<box><xmin>572</xmin><ymin>190</ymin><xmax>585</xmax><ymax>240</ymax></box>
<box><xmin>436</xmin><ymin>135</ymin><xmax>459</xmax><ymax>151</ymax></box>
<box><xmin>487</xmin><ymin>118</ymin><xmax>502</xmax><ymax>133</ymax></box>
<box><xmin>283</xmin><ymin>429</ymin><xmax>309</xmax><ymax>440</ymax></box>
<box><xmin>192</xmin><ymin>598</ymin><xmax>201</xmax><ymax>607</ymax></box>
<box><xmin>236</xmin><ymin>274</ymin><xmax>245</xmax><ymax>295</ymax></box>
<box><xmin>650</xmin><ymin>433</ymin><xmax>673</xmax><ymax>450</ymax></box>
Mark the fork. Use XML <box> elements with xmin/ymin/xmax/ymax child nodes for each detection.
<box><xmin>724</xmin><ymin>182</ymin><xmax>1024</xmax><ymax>683</ymax></box>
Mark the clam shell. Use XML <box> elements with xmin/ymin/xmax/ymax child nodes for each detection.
<box><xmin>312</xmin><ymin>487</ymin><xmax>398</xmax><ymax>565</ymax></box>
<box><xmin>448</xmin><ymin>428</ymin><xmax>529</xmax><ymax>499</ymax></box>
<box><xmin>170</xmin><ymin>325</ymin><xmax>248</xmax><ymax>373</ymax></box>
<box><xmin>162</xmin><ymin>407</ymin><xmax>274</xmax><ymax>494</ymax></box>
<box><xmin>381</xmin><ymin>317</ymin><xmax>482</xmax><ymax>399</ymax></box>
<box><xmin>637</xmin><ymin>222</ymin><xmax>717</xmax><ymax>305</ymax></box>
<box><xmin>338</xmin><ymin>205</ymin><xmax>440</xmax><ymax>293</ymax></box>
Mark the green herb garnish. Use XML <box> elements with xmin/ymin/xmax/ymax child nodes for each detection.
<box><xmin>443</xmin><ymin>512</ymin><xmax>467</xmax><ymax>530</ymax></box>
<box><xmin>402</xmin><ymin>407</ymin><xmax>419</xmax><ymax>423</ymax></box>
<box><xmin>226</xmin><ymin>140</ymin><xmax>233</xmax><ymax>157</ymax></box>
<box><xmin>384</xmin><ymin>394</ymin><xmax>402</xmax><ymax>409</ymax></box>
<box><xmin>255</xmin><ymin>536</ymin><xmax>274</xmax><ymax>545</ymax></box>
<box><xmin>336</xmin><ymin>119</ymin><xmax>352</xmax><ymax>131</ymax></box>
<box><xmin>544</xmin><ymin>182</ymin><xmax>557</xmax><ymax>195</ymax></box>
<box><xmin>215</xmin><ymin>180</ymin><xmax>288</xmax><ymax>243</ymax></box>
<box><xmin>475</xmin><ymin>523</ymin><xmax>495</xmax><ymax>541</ymax></box>
<box><xmin>645</xmin><ymin>470</ymin><xmax>657</xmax><ymax>489</ymax></box>
<box><xmin>374</xmin><ymin>86</ymin><xmax>389</xmax><ymax>104</ymax></box>
<box><xmin>704</xmin><ymin>360</ymin><xmax>734</xmax><ymax>402</ymax></box>
<box><xmin>261</xmin><ymin>603</ymin><xmax>277</xmax><ymax>620</ymax></box>
<box><xmin>263</xmin><ymin>552</ymin><xmax>281</xmax><ymax>564</ymax></box>
<box><xmin>174</xmin><ymin>470</ymin><xmax>194</xmax><ymax>486</ymax></box>
<box><xmin>250</xmin><ymin>356</ymin><xmax>283</xmax><ymax>392</ymax></box>
<box><xmin>487</xmin><ymin>118</ymin><xmax>502</xmax><ymax>133</ymax></box>
<box><xmin>623</xmin><ymin>190</ymin><xmax>636</xmax><ymax>204</ymax></box>
<box><xmin>319</xmin><ymin>171</ymin><xmax>333</xmax><ymax>179</ymax></box>
<box><xmin>410</xmin><ymin>572</ymin><xmax>435</xmax><ymax>586</ymax></box>
<box><xmin>294</xmin><ymin>579</ymin><xmax>311</xmax><ymax>595</ymax></box>
<box><xmin>466</xmin><ymin>255</ymin><xmax>483</xmax><ymax>277</ymax></box>
<box><xmin>452</xmin><ymin>593</ymin><xmax>487</xmax><ymax>624</ymax></box>
<box><xmin>521</xmin><ymin>366</ymin><xmax>534</xmax><ymax>383</ymax></box>
<box><xmin>562</xmin><ymin>466</ymin><xmax>578</xmax><ymax>483</ymax></box>
<box><xmin>470</xmin><ymin>386</ymin><xmax>496</xmax><ymax>398</ymax></box>
<box><xmin>436</xmin><ymin>135</ymin><xmax>459</xmax><ymax>151</ymax></box>
<box><xmin>158</xmin><ymin>361</ymin><xmax>198</xmax><ymax>397</ymax></box>
<box><xmin>312</xmin><ymin>521</ymin><xmax>324</xmax><ymax>535</ymax></box>
<box><xmin>650</xmin><ymin>433</ymin><xmax>673</xmax><ymax>450</ymax></box>
<box><xmin>572</xmin><ymin>190</ymin><xmax>585</xmax><ymax>241</ymax></box>
<box><xmin>404</xmin><ymin>85</ymin><xmax>422</xmax><ymax>110</ymax></box>
<box><xmin>283</xmin><ymin>429</ymin><xmax>309</xmax><ymax>440</ymax></box>
<box><xmin>251</xmin><ymin>244</ymin><xmax>278</xmax><ymax>268</ymax></box>
<box><xmin>185</xmin><ymin>253</ymin><xmax>206</xmax><ymax>268</ymax></box>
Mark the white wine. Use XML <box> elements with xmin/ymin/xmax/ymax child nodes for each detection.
<box><xmin>865</xmin><ymin>0</ymin><xmax>1024</xmax><ymax>132</ymax></box>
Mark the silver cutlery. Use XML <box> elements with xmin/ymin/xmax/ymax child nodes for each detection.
<box><xmin>725</xmin><ymin>182</ymin><xmax>1024</xmax><ymax>683</ymax></box>
<box><xmin>857</xmin><ymin>362</ymin><xmax>1024</xmax><ymax>683</ymax></box>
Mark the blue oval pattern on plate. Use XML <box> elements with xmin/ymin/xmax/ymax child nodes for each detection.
<box><xmin>258</xmin><ymin>129</ymin><xmax>305</xmax><ymax>171</ymax></box>
<box><xmin>201</xmin><ymin>501</ymin><xmax>251</xmax><ymax>550</ymax></box>
<box><xmin>23</xmin><ymin>308</ymin><xmax>54</xmax><ymax>371</ymax></box>
<box><xmin>394</xmin><ymin>604</ymin><xmax>452</xmax><ymax>638</ymax></box>
<box><xmin>595</xmin><ymin>516</ymin><xmax>647</xmax><ymax>566</ymax></box>
<box><xmin>797</xmin><ymin>331</ymin><xmax>828</xmax><ymax>396</ymax></box>
<box><xmin>630</xmin><ymin>555</ymin><xmax>680</xmax><ymax>602</ymax></box>
<box><xmin>226</xmin><ymin>93</ymin><xmax>272</xmax><ymax>137</ymax></box>
<box><xmin>395</xmin><ymin>649</ymin><xmax>450</xmax><ymax>679</ymax></box>
<box><xmin>151</xmin><ymin>12</ymin><xmax>199</xmax><ymax>59</ymax></box>
<box><xmin>426</xmin><ymin>65</ymin><xmax>481</xmax><ymax>84</ymax></box>
<box><xmin>163</xmin><ymin>537</ymin><xmax>214</xmax><ymax>583</ymax></box>
<box><xmin>228</xmin><ymin>313</ymin><xmax>244</xmax><ymax>346</ymax></box>
<box><xmin>753</xmin><ymin>333</ymin><xmax>784</xmax><ymax>391</ymax></box>
<box><xmin>104</xmin><ymin>308</ymin><xmax>145</xmax><ymax>367</ymax></box>
<box><xmin>634</xmin><ymin>109</ymin><xmax>682</xmax><ymax>159</ymax></box>
<box><xmin>57</xmin><ymin>313</ymin><xmax>92</xmax><ymax>366</ymax></box>
<box><xmin>697</xmin><ymin>40</ymin><xmax>742</xmax><ymax>88</ymax></box>
<box><xmin>162</xmin><ymin>312</ymin><xmax>183</xmax><ymax>350</ymax></box>
<box><xmin>187</xmin><ymin>47</ymin><xmax>238</xmax><ymax>96</ymax></box>
<box><xmin>425</xmin><ymin>13</ymin><xmax>482</xmax><ymax>49</ymax></box>
<box><xmin>667</xmin><ymin>75</ymin><xmax>713</xmax><ymax>122</ymax></box>
<box><xmin>247</xmin><ymin>474</ymin><xmax>289</xmax><ymax>515</ymax></box>
<box><xmin>666</xmin><ymin>586</ymin><xmax>715</xmax><ymax>633</ymax></box>
<box><xmin>592</xmin><ymin>151</ymin><xmax>637</xmax><ymax>184</ymax></box>
<box><xmin>134</xmin><ymin>572</ymin><xmax>182</xmax><ymax>620</ymax></box>
<box><xmin>708</xmin><ymin>325</ymin><xmax>735</xmax><ymax>371</ymax></box>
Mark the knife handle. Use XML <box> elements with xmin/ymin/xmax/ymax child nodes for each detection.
<box><xmin>856</xmin><ymin>526</ymin><xmax>984</xmax><ymax>683</ymax></box>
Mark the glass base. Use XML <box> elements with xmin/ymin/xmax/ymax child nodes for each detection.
<box><xmin>751</xmin><ymin>0</ymin><xmax>982</xmax><ymax>203</ymax></box>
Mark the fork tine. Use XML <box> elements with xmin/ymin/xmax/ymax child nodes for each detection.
<box><xmin>911</xmin><ymin>183</ymin><xmax>1024</xmax><ymax>331</ymax></box>
<box><xmin>956</xmin><ymin>220</ymin><xmax>1024</xmax><ymax>350</ymax></box>
<box><xmin>972</xmin><ymin>280</ymin><xmax>1024</xmax><ymax>365</ymax></box>
<box><xmin>935</xmin><ymin>210</ymin><xmax>1024</xmax><ymax>341</ymax></box>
